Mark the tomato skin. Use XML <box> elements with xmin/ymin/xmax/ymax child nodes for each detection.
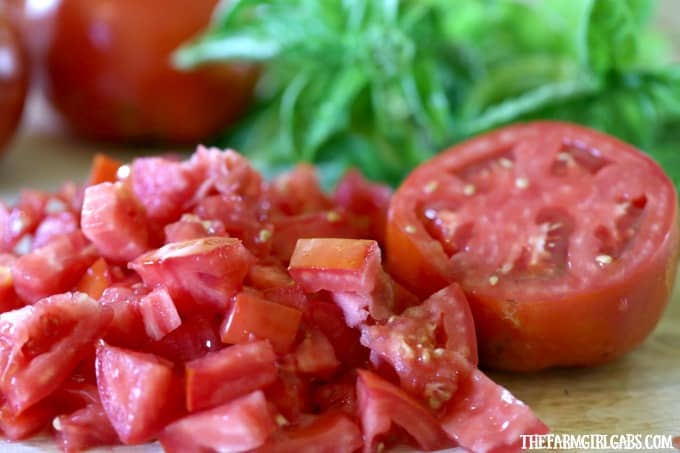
<box><xmin>387</xmin><ymin>121</ymin><xmax>680</xmax><ymax>370</ymax></box>
<box><xmin>53</xmin><ymin>403</ymin><xmax>119</xmax><ymax>453</ymax></box>
<box><xmin>45</xmin><ymin>0</ymin><xmax>257</xmax><ymax>144</ymax></box>
<box><xmin>0</xmin><ymin>16</ymin><xmax>28</xmax><ymax>154</ymax></box>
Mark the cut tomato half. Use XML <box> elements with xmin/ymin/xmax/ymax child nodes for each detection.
<box><xmin>387</xmin><ymin>121</ymin><xmax>679</xmax><ymax>370</ymax></box>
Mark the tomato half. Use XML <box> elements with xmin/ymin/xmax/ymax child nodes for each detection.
<box><xmin>387</xmin><ymin>121</ymin><xmax>679</xmax><ymax>370</ymax></box>
<box><xmin>45</xmin><ymin>0</ymin><xmax>257</xmax><ymax>144</ymax></box>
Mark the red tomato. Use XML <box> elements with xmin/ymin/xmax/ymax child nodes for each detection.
<box><xmin>220</xmin><ymin>291</ymin><xmax>302</xmax><ymax>354</ymax></box>
<box><xmin>143</xmin><ymin>314</ymin><xmax>221</xmax><ymax>364</ymax></box>
<box><xmin>185</xmin><ymin>340</ymin><xmax>277</xmax><ymax>412</ymax></box>
<box><xmin>45</xmin><ymin>0</ymin><xmax>257</xmax><ymax>144</ymax></box>
<box><xmin>53</xmin><ymin>403</ymin><xmax>119</xmax><ymax>453</ymax></box>
<box><xmin>98</xmin><ymin>285</ymin><xmax>148</xmax><ymax>349</ymax></box>
<box><xmin>75</xmin><ymin>257</ymin><xmax>113</xmax><ymax>300</ymax></box>
<box><xmin>164</xmin><ymin>214</ymin><xmax>226</xmax><ymax>243</ymax></box>
<box><xmin>441</xmin><ymin>369</ymin><xmax>548</xmax><ymax>452</ymax></box>
<box><xmin>95</xmin><ymin>342</ymin><xmax>182</xmax><ymax>444</ymax></box>
<box><xmin>289</xmin><ymin>238</ymin><xmax>394</xmax><ymax>326</ymax></box>
<box><xmin>160</xmin><ymin>391</ymin><xmax>277</xmax><ymax>453</ymax></box>
<box><xmin>360</xmin><ymin>284</ymin><xmax>477</xmax><ymax>410</ymax></box>
<box><xmin>32</xmin><ymin>211</ymin><xmax>79</xmax><ymax>249</ymax></box>
<box><xmin>87</xmin><ymin>154</ymin><xmax>123</xmax><ymax>186</ymax></box>
<box><xmin>255</xmin><ymin>412</ymin><xmax>363</xmax><ymax>453</ymax></box>
<box><xmin>81</xmin><ymin>182</ymin><xmax>149</xmax><ymax>263</ymax></box>
<box><xmin>387</xmin><ymin>121</ymin><xmax>680</xmax><ymax>370</ymax></box>
<box><xmin>129</xmin><ymin>237</ymin><xmax>255</xmax><ymax>314</ymax></box>
<box><xmin>268</xmin><ymin>164</ymin><xmax>333</xmax><ymax>216</ymax></box>
<box><xmin>294</xmin><ymin>327</ymin><xmax>340</xmax><ymax>376</ymax></box>
<box><xmin>137</xmin><ymin>287</ymin><xmax>182</xmax><ymax>341</ymax></box>
<box><xmin>0</xmin><ymin>292</ymin><xmax>112</xmax><ymax>413</ymax></box>
<box><xmin>0</xmin><ymin>16</ymin><xmax>28</xmax><ymax>154</ymax></box>
<box><xmin>357</xmin><ymin>369</ymin><xmax>452</xmax><ymax>452</ymax></box>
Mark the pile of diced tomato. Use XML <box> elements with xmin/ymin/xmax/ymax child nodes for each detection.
<box><xmin>0</xmin><ymin>147</ymin><xmax>547</xmax><ymax>452</ymax></box>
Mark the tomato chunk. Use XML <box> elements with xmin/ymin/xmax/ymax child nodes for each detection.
<box><xmin>144</xmin><ymin>314</ymin><xmax>221</xmax><ymax>364</ymax></box>
<box><xmin>11</xmin><ymin>231</ymin><xmax>96</xmax><ymax>303</ymax></box>
<box><xmin>361</xmin><ymin>284</ymin><xmax>477</xmax><ymax>410</ymax></box>
<box><xmin>294</xmin><ymin>327</ymin><xmax>340</xmax><ymax>376</ymax></box>
<box><xmin>220</xmin><ymin>292</ymin><xmax>302</xmax><ymax>354</ymax></box>
<box><xmin>53</xmin><ymin>403</ymin><xmax>119</xmax><ymax>453</ymax></box>
<box><xmin>130</xmin><ymin>237</ymin><xmax>255</xmax><ymax>313</ymax></box>
<box><xmin>160</xmin><ymin>390</ymin><xmax>276</xmax><ymax>453</ymax></box>
<box><xmin>87</xmin><ymin>153</ymin><xmax>123</xmax><ymax>186</ymax></box>
<box><xmin>357</xmin><ymin>369</ymin><xmax>453</xmax><ymax>452</ymax></box>
<box><xmin>137</xmin><ymin>287</ymin><xmax>182</xmax><ymax>341</ymax></box>
<box><xmin>185</xmin><ymin>340</ymin><xmax>277</xmax><ymax>412</ymax></box>
<box><xmin>76</xmin><ymin>257</ymin><xmax>113</xmax><ymax>300</ymax></box>
<box><xmin>164</xmin><ymin>213</ymin><xmax>226</xmax><ymax>243</ymax></box>
<box><xmin>0</xmin><ymin>292</ymin><xmax>112</xmax><ymax>413</ymax></box>
<box><xmin>81</xmin><ymin>182</ymin><xmax>149</xmax><ymax>263</ymax></box>
<box><xmin>32</xmin><ymin>211</ymin><xmax>79</xmax><ymax>250</ymax></box>
<box><xmin>441</xmin><ymin>369</ymin><xmax>548</xmax><ymax>452</ymax></box>
<box><xmin>95</xmin><ymin>342</ymin><xmax>181</xmax><ymax>444</ymax></box>
<box><xmin>130</xmin><ymin>156</ymin><xmax>200</xmax><ymax>224</ymax></box>
<box><xmin>255</xmin><ymin>412</ymin><xmax>363</xmax><ymax>453</ymax></box>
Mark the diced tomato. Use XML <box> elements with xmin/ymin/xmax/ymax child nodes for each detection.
<box><xmin>262</xmin><ymin>285</ymin><xmax>309</xmax><ymax>313</ymax></box>
<box><xmin>294</xmin><ymin>327</ymin><xmax>340</xmax><ymax>376</ymax></box>
<box><xmin>81</xmin><ymin>182</ymin><xmax>149</xmax><ymax>262</ymax></box>
<box><xmin>357</xmin><ymin>369</ymin><xmax>453</xmax><ymax>452</ymax></box>
<box><xmin>76</xmin><ymin>257</ymin><xmax>113</xmax><ymax>300</ymax></box>
<box><xmin>0</xmin><ymin>399</ymin><xmax>58</xmax><ymax>440</ymax></box>
<box><xmin>0</xmin><ymin>190</ymin><xmax>50</xmax><ymax>252</ymax></box>
<box><xmin>0</xmin><ymin>257</ymin><xmax>23</xmax><ymax>314</ymax></box>
<box><xmin>248</xmin><ymin>260</ymin><xmax>295</xmax><ymax>289</ymax></box>
<box><xmin>265</xmin><ymin>370</ymin><xmax>312</xmax><ymax>422</ymax></box>
<box><xmin>220</xmin><ymin>292</ymin><xmax>302</xmax><ymax>354</ymax></box>
<box><xmin>87</xmin><ymin>153</ymin><xmax>123</xmax><ymax>186</ymax></box>
<box><xmin>255</xmin><ymin>412</ymin><xmax>363</xmax><ymax>453</ymax></box>
<box><xmin>189</xmin><ymin>146</ymin><xmax>265</xmax><ymax>203</ymax></box>
<box><xmin>130</xmin><ymin>156</ymin><xmax>200</xmax><ymax>224</ymax></box>
<box><xmin>137</xmin><ymin>287</ymin><xmax>182</xmax><ymax>341</ymax></box>
<box><xmin>441</xmin><ymin>369</ymin><xmax>548</xmax><ymax>453</ymax></box>
<box><xmin>143</xmin><ymin>314</ymin><xmax>221</xmax><ymax>364</ymax></box>
<box><xmin>193</xmin><ymin>193</ymin><xmax>269</xmax><ymax>255</ymax></box>
<box><xmin>360</xmin><ymin>284</ymin><xmax>477</xmax><ymax>410</ymax></box>
<box><xmin>306</xmin><ymin>299</ymin><xmax>368</xmax><ymax>369</ymax></box>
<box><xmin>130</xmin><ymin>237</ymin><xmax>255</xmax><ymax>314</ymax></box>
<box><xmin>333</xmin><ymin>168</ymin><xmax>392</xmax><ymax>244</ymax></box>
<box><xmin>32</xmin><ymin>211</ymin><xmax>79</xmax><ymax>250</ymax></box>
<box><xmin>0</xmin><ymin>292</ymin><xmax>112</xmax><ymax>413</ymax></box>
<box><xmin>289</xmin><ymin>238</ymin><xmax>392</xmax><ymax>326</ymax></box>
<box><xmin>271</xmin><ymin>210</ymin><xmax>365</xmax><ymax>262</ymax></box>
<box><xmin>98</xmin><ymin>285</ymin><xmax>148</xmax><ymax>349</ymax></box>
<box><xmin>164</xmin><ymin>213</ymin><xmax>226</xmax><ymax>243</ymax></box>
<box><xmin>312</xmin><ymin>372</ymin><xmax>357</xmax><ymax>415</ymax></box>
<box><xmin>289</xmin><ymin>238</ymin><xmax>381</xmax><ymax>294</ymax></box>
<box><xmin>269</xmin><ymin>164</ymin><xmax>333</xmax><ymax>216</ymax></box>
<box><xmin>160</xmin><ymin>390</ymin><xmax>276</xmax><ymax>453</ymax></box>
<box><xmin>186</xmin><ymin>340</ymin><xmax>277</xmax><ymax>412</ymax></box>
<box><xmin>53</xmin><ymin>403</ymin><xmax>119</xmax><ymax>452</ymax></box>
<box><xmin>95</xmin><ymin>342</ymin><xmax>182</xmax><ymax>444</ymax></box>
<box><xmin>11</xmin><ymin>231</ymin><xmax>96</xmax><ymax>304</ymax></box>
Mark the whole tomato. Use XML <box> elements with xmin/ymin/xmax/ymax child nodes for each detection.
<box><xmin>45</xmin><ymin>0</ymin><xmax>258</xmax><ymax>144</ymax></box>
<box><xmin>0</xmin><ymin>14</ymin><xmax>28</xmax><ymax>154</ymax></box>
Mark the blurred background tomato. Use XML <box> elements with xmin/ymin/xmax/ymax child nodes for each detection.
<box><xmin>43</xmin><ymin>0</ymin><xmax>257</xmax><ymax>144</ymax></box>
<box><xmin>0</xmin><ymin>12</ymin><xmax>28</xmax><ymax>154</ymax></box>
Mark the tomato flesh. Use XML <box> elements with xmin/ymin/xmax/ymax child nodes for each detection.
<box><xmin>160</xmin><ymin>391</ymin><xmax>276</xmax><ymax>453</ymax></box>
<box><xmin>387</xmin><ymin>121</ymin><xmax>679</xmax><ymax>370</ymax></box>
<box><xmin>185</xmin><ymin>340</ymin><xmax>277</xmax><ymax>412</ymax></box>
<box><xmin>220</xmin><ymin>292</ymin><xmax>302</xmax><ymax>354</ymax></box>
